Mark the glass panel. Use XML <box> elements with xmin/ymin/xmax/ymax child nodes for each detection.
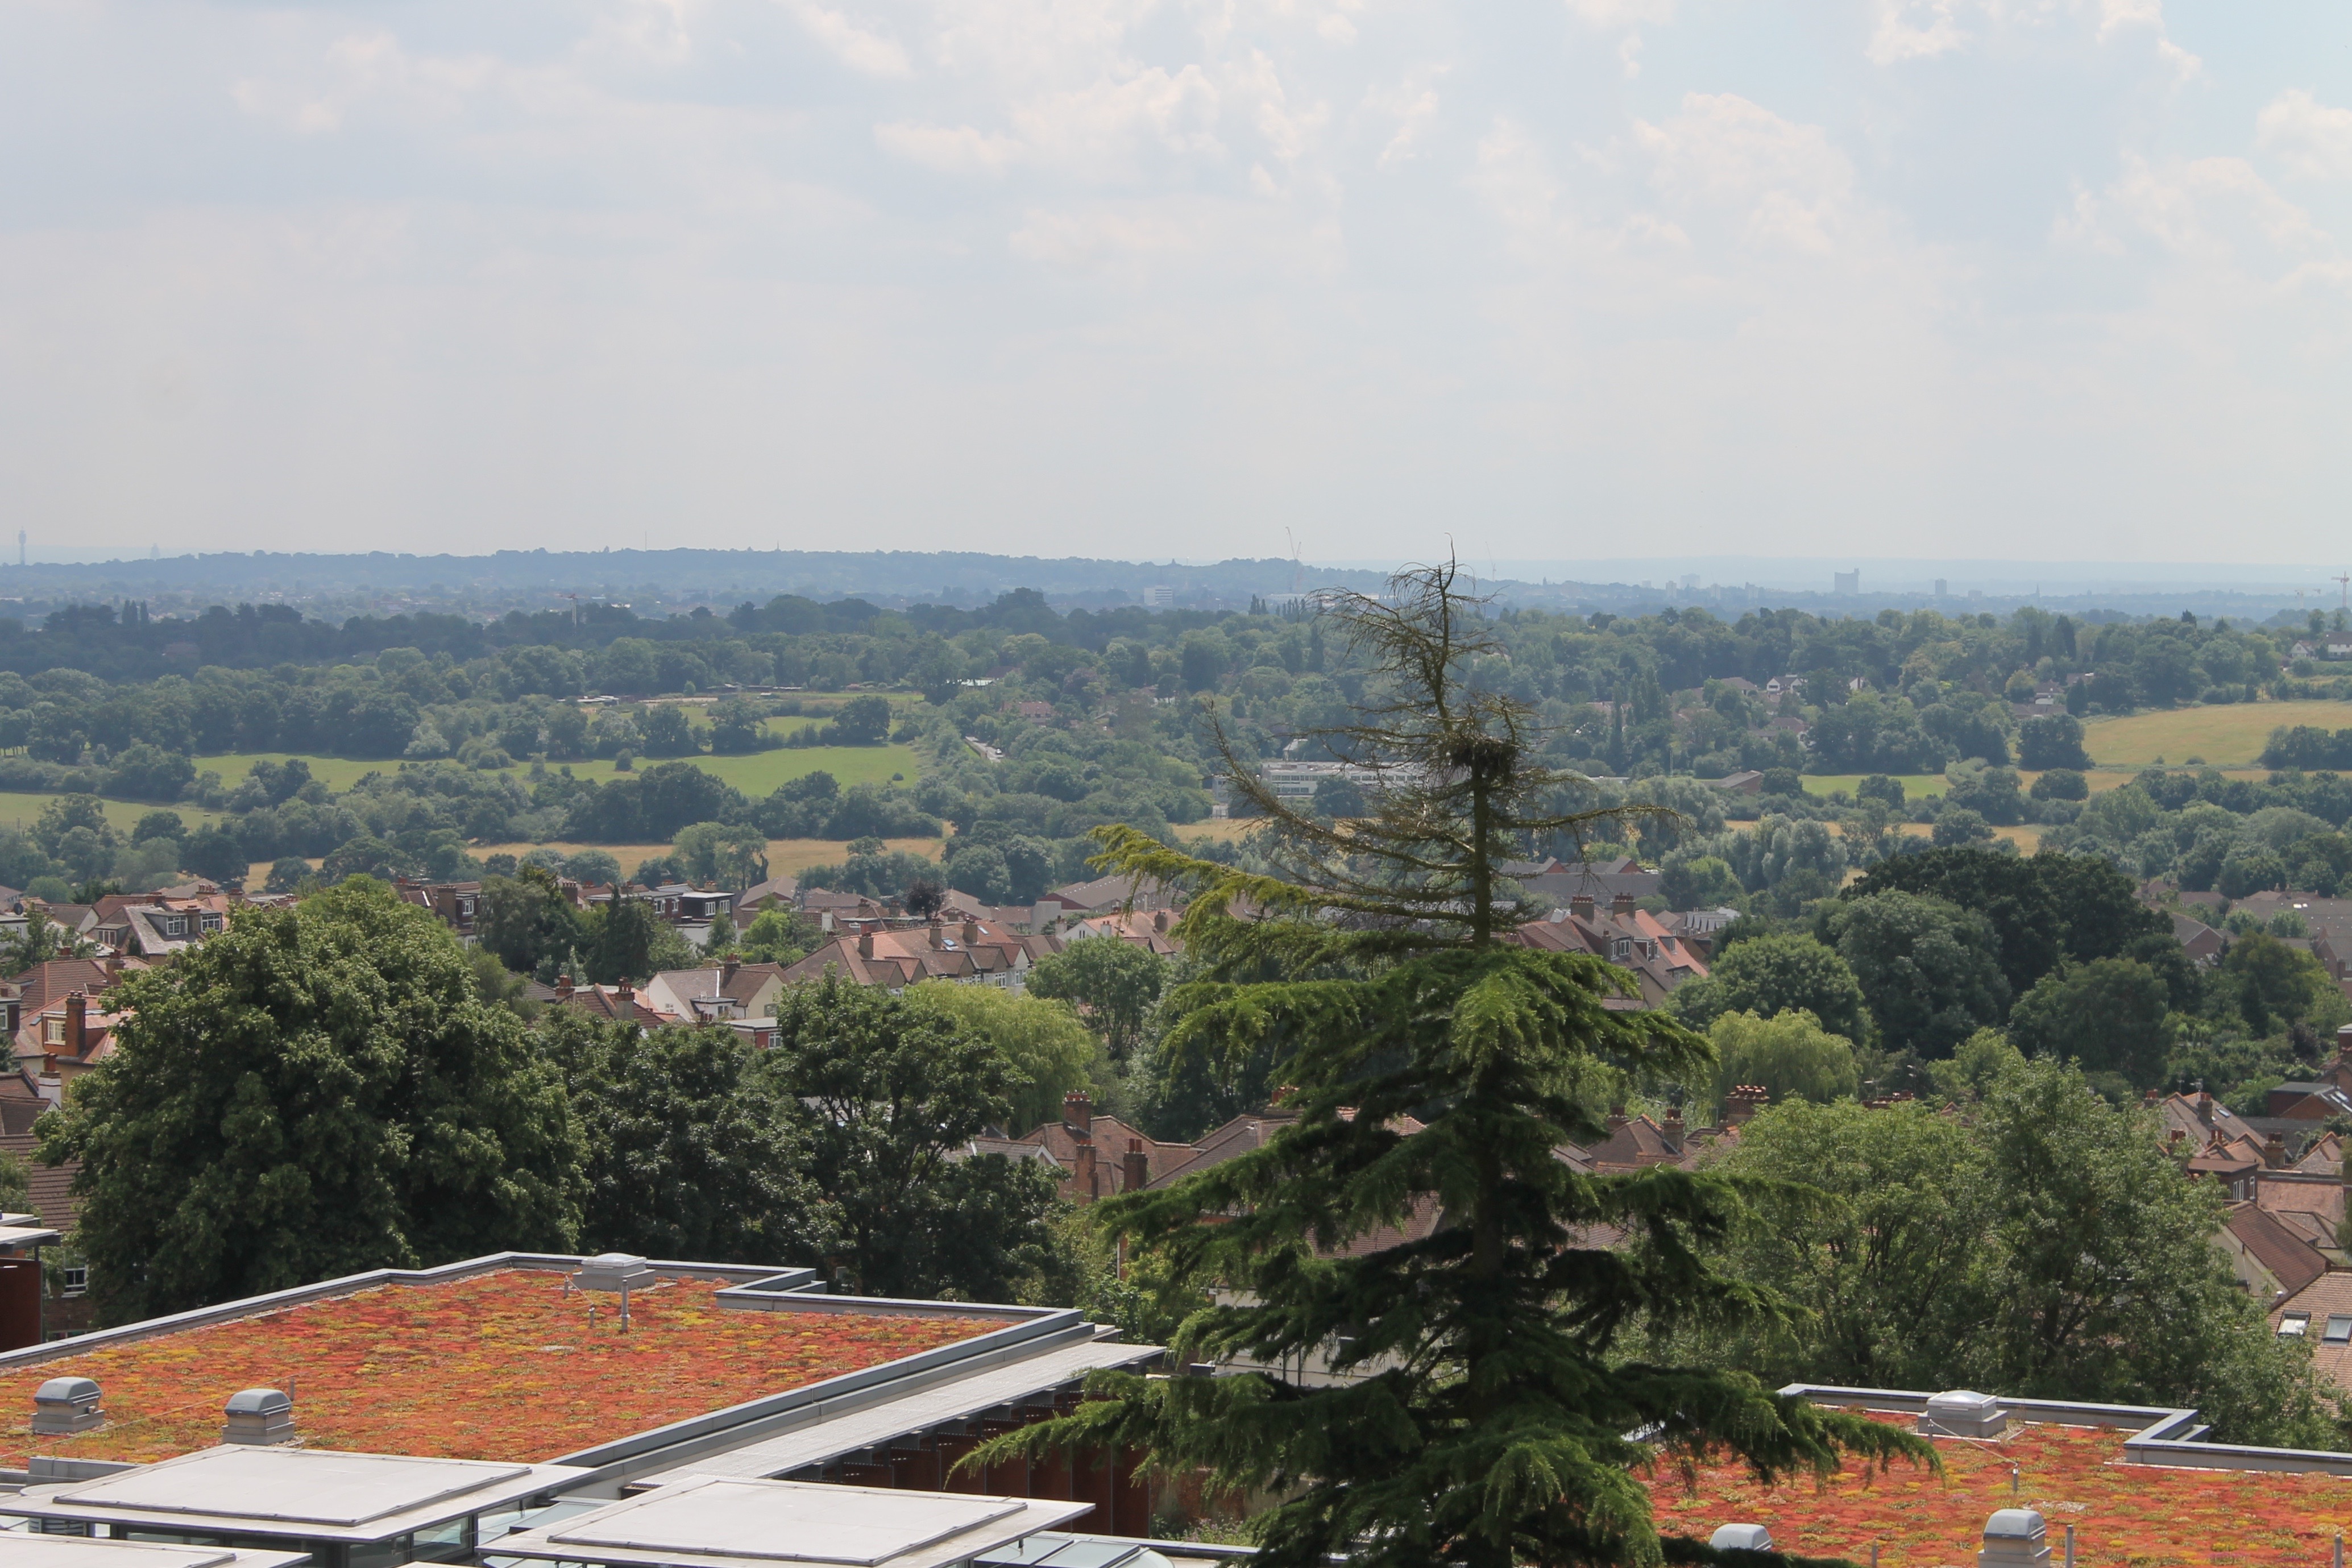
<box><xmin>2326</xmin><ymin>1315</ymin><xmax>2352</xmax><ymax>1345</ymax></box>
<box><xmin>2281</xmin><ymin>1314</ymin><xmax>2311</xmax><ymax>1336</ymax></box>
<box><xmin>412</xmin><ymin>1516</ymin><xmax>474</xmax><ymax>1563</ymax></box>
<box><xmin>349</xmin><ymin>1538</ymin><xmax>408</xmax><ymax>1568</ymax></box>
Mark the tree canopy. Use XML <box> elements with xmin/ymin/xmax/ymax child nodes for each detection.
<box><xmin>765</xmin><ymin>975</ymin><xmax>1062</xmax><ymax>1301</ymax></box>
<box><xmin>1677</xmin><ymin>1062</ymin><xmax>2340</xmax><ymax>1449</ymax></box>
<box><xmin>549</xmin><ymin>1011</ymin><xmax>828</xmax><ymax>1266</ymax></box>
<box><xmin>40</xmin><ymin>879</ymin><xmax>581</xmax><ymax>1324</ymax></box>
<box><xmin>1818</xmin><ymin>890</ymin><xmax>2009</xmax><ymax>1060</ymax></box>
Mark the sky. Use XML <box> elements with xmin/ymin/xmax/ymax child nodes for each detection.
<box><xmin>2</xmin><ymin>0</ymin><xmax>2350</xmax><ymax>566</ymax></box>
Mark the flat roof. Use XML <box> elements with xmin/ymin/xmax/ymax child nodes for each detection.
<box><xmin>497</xmin><ymin>1478</ymin><xmax>1091</xmax><ymax>1568</ymax></box>
<box><xmin>642</xmin><ymin>1338</ymin><xmax>1163</xmax><ymax>1484</ymax></box>
<box><xmin>2</xmin><ymin>1447</ymin><xmax>581</xmax><ymax>1543</ymax></box>
<box><xmin>1652</xmin><ymin>1416</ymin><xmax>2352</xmax><ymax>1565</ymax></box>
<box><xmin>0</xmin><ymin>1267</ymin><xmax>999</xmax><ymax>1467</ymax></box>
<box><xmin>0</xmin><ymin>1538</ymin><xmax>308</xmax><ymax>1568</ymax></box>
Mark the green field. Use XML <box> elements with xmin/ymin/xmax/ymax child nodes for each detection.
<box><xmin>190</xmin><ymin>742</ymin><xmax>920</xmax><ymax>797</ymax></box>
<box><xmin>0</xmin><ymin>794</ymin><xmax>229</xmax><ymax>837</ymax></box>
<box><xmin>2080</xmin><ymin>700</ymin><xmax>2352</xmax><ymax>769</ymax></box>
<box><xmin>1800</xmin><ymin>774</ymin><xmax>1951</xmax><ymax>799</ymax></box>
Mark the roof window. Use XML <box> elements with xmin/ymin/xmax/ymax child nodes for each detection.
<box><xmin>2280</xmin><ymin>1312</ymin><xmax>2311</xmax><ymax>1337</ymax></box>
<box><xmin>2325</xmin><ymin>1316</ymin><xmax>2352</xmax><ymax>1346</ymax></box>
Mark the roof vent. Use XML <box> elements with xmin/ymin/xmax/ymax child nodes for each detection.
<box><xmin>1980</xmin><ymin>1508</ymin><xmax>2049</xmax><ymax>1568</ymax></box>
<box><xmin>222</xmin><ymin>1387</ymin><xmax>295</xmax><ymax>1445</ymax></box>
<box><xmin>572</xmin><ymin>1252</ymin><xmax>656</xmax><ymax>1331</ymax></box>
<box><xmin>1922</xmin><ymin>1389</ymin><xmax>2008</xmax><ymax>1438</ymax></box>
<box><xmin>1710</xmin><ymin>1524</ymin><xmax>1773</xmax><ymax>1552</ymax></box>
<box><xmin>32</xmin><ymin>1376</ymin><xmax>102</xmax><ymax>1435</ymax></box>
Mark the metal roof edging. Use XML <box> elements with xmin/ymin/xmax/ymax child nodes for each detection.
<box><xmin>549</xmin><ymin>1310</ymin><xmax>1098</xmax><ymax>1486</ymax></box>
<box><xmin>0</xmin><ymin>1254</ymin><xmax>814</xmax><ymax>1372</ymax></box>
<box><xmin>1778</xmin><ymin>1383</ymin><xmax>2352</xmax><ymax>1475</ymax></box>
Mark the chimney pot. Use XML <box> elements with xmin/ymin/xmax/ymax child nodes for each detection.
<box><xmin>2264</xmin><ymin>1133</ymin><xmax>2287</xmax><ymax>1168</ymax></box>
<box><xmin>930</xmin><ymin>920</ymin><xmax>945</xmax><ymax>949</ymax></box>
<box><xmin>221</xmin><ymin>1387</ymin><xmax>296</xmax><ymax>1446</ymax></box>
<box><xmin>1063</xmin><ymin>1090</ymin><xmax>1092</xmax><ymax>1132</ymax></box>
<box><xmin>555</xmin><ymin>974</ymin><xmax>574</xmax><ymax>999</ymax></box>
<box><xmin>1610</xmin><ymin>890</ymin><xmax>1637</xmax><ymax>918</ymax></box>
<box><xmin>1570</xmin><ymin>893</ymin><xmax>1596</xmax><ymax>920</ymax></box>
<box><xmin>617</xmin><ymin>981</ymin><xmax>634</xmax><ymax>1005</ymax></box>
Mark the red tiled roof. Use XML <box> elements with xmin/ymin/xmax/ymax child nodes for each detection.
<box><xmin>2228</xmin><ymin>1202</ymin><xmax>2329</xmax><ymax>1301</ymax></box>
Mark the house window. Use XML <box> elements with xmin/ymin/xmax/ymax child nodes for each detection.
<box><xmin>42</xmin><ymin>1018</ymin><xmax>61</xmax><ymax>1046</ymax></box>
<box><xmin>2281</xmin><ymin>1312</ymin><xmax>2312</xmax><ymax>1337</ymax></box>
<box><xmin>164</xmin><ymin>918</ymin><xmax>185</xmax><ymax>937</ymax></box>
<box><xmin>58</xmin><ymin>1266</ymin><xmax>86</xmax><ymax>1299</ymax></box>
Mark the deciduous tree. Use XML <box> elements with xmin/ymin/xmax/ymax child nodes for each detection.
<box><xmin>40</xmin><ymin>880</ymin><xmax>581</xmax><ymax>1324</ymax></box>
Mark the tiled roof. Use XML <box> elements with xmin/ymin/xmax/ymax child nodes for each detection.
<box><xmin>11</xmin><ymin>960</ymin><xmax>119</xmax><ymax>1019</ymax></box>
<box><xmin>2229</xmin><ymin>1202</ymin><xmax>2329</xmax><ymax>1301</ymax></box>
<box><xmin>0</xmin><ymin>1131</ymin><xmax>79</xmax><ymax>1231</ymax></box>
<box><xmin>2275</xmin><ymin>1270</ymin><xmax>2352</xmax><ymax>1396</ymax></box>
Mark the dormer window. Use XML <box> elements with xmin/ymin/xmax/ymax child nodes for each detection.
<box><xmin>43</xmin><ymin>1018</ymin><xmax>61</xmax><ymax>1046</ymax></box>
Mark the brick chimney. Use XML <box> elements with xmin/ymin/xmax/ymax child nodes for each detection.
<box><xmin>1122</xmin><ymin>1136</ymin><xmax>1148</xmax><ymax>1193</ymax></box>
<box><xmin>1610</xmin><ymin>891</ymin><xmax>1637</xmax><ymax>919</ymax></box>
<box><xmin>1073</xmin><ymin>1137</ymin><xmax>1098</xmax><ymax>1201</ymax></box>
<box><xmin>2264</xmin><ymin>1133</ymin><xmax>2288</xmax><ymax>1168</ymax></box>
<box><xmin>961</xmin><ymin>918</ymin><xmax>980</xmax><ymax>945</ymax></box>
<box><xmin>2338</xmin><ymin>1022</ymin><xmax>2352</xmax><ymax>1064</ymax></box>
<box><xmin>1724</xmin><ymin>1084</ymin><xmax>1767</xmax><ymax>1127</ymax></box>
<box><xmin>1063</xmin><ymin>1090</ymin><xmax>1092</xmax><ymax>1133</ymax></box>
<box><xmin>1662</xmin><ymin>1103</ymin><xmax>1684</xmax><ymax>1152</ymax></box>
<box><xmin>722</xmin><ymin>957</ymin><xmax>740</xmax><ymax>986</ymax></box>
<box><xmin>1153</xmin><ymin>910</ymin><xmax>1169</xmax><ymax>933</ymax></box>
<box><xmin>555</xmin><ymin>974</ymin><xmax>574</xmax><ymax>1000</ymax></box>
<box><xmin>1606</xmin><ymin>1105</ymin><xmax>1629</xmax><ymax>1135</ymax></box>
<box><xmin>617</xmin><ymin>981</ymin><xmax>635</xmax><ymax>1007</ymax></box>
<box><xmin>929</xmin><ymin>916</ymin><xmax>945</xmax><ymax>949</ymax></box>
<box><xmin>857</xmin><ymin>929</ymin><xmax>874</xmax><ymax>960</ymax></box>
<box><xmin>65</xmin><ymin>992</ymin><xmax>85</xmax><ymax>1058</ymax></box>
<box><xmin>1570</xmin><ymin>893</ymin><xmax>1596</xmax><ymax>921</ymax></box>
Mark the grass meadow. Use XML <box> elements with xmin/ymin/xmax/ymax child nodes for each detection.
<box><xmin>2079</xmin><ymin>700</ymin><xmax>2352</xmax><ymax>768</ymax></box>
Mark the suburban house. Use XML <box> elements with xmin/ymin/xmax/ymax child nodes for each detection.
<box><xmin>777</xmin><ymin>916</ymin><xmax>1053</xmax><ymax>993</ymax></box>
<box><xmin>641</xmin><ymin>960</ymin><xmax>791</xmax><ymax>1024</ymax></box>
<box><xmin>545</xmin><ymin>977</ymin><xmax>677</xmax><ymax>1030</ymax></box>
<box><xmin>1504</xmin><ymin>892</ymin><xmax>1710</xmax><ymax>1006</ymax></box>
<box><xmin>1011</xmin><ymin>1092</ymin><xmax>1200</xmax><ymax>1205</ymax></box>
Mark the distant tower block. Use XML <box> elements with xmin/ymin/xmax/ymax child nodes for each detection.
<box><xmin>15</xmin><ymin>530</ymin><xmax>22</xmax><ymax>567</ymax></box>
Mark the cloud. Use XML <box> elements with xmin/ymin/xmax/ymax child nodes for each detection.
<box><xmin>0</xmin><ymin>0</ymin><xmax>2343</xmax><ymax>562</ymax></box>
<box><xmin>2259</xmin><ymin>89</ymin><xmax>2352</xmax><ymax>181</ymax></box>
<box><xmin>1562</xmin><ymin>0</ymin><xmax>1674</xmax><ymax>26</ymax></box>
<box><xmin>783</xmin><ymin>1</ymin><xmax>912</xmax><ymax>78</ymax></box>
<box><xmin>1865</xmin><ymin>0</ymin><xmax>1969</xmax><ymax>65</ymax></box>
<box><xmin>874</xmin><ymin>121</ymin><xmax>1021</xmax><ymax>173</ymax></box>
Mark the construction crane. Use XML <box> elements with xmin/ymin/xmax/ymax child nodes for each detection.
<box><xmin>1284</xmin><ymin>529</ymin><xmax>1304</xmax><ymax>595</ymax></box>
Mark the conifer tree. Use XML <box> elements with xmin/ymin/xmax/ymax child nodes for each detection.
<box><xmin>976</xmin><ymin>560</ymin><xmax>1925</xmax><ymax>1567</ymax></box>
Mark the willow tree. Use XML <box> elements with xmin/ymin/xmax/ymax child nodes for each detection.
<box><xmin>976</xmin><ymin>561</ymin><xmax>1924</xmax><ymax>1567</ymax></box>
